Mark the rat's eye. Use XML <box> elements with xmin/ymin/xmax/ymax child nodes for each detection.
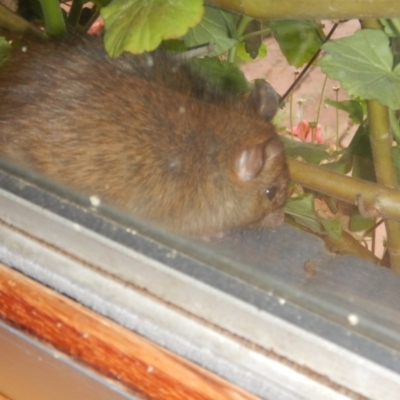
<box><xmin>265</xmin><ymin>186</ymin><xmax>277</xmax><ymax>201</ymax></box>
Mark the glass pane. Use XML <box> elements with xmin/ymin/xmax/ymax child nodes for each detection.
<box><xmin>1</xmin><ymin>18</ymin><xmax>400</xmax><ymax>368</ymax></box>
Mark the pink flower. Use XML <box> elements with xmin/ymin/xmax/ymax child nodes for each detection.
<box><xmin>292</xmin><ymin>120</ymin><xmax>324</xmax><ymax>144</ymax></box>
<box><xmin>88</xmin><ymin>21</ymin><xmax>104</xmax><ymax>36</ymax></box>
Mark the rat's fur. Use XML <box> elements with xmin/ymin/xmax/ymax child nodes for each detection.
<box><xmin>0</xmin><ymin>37</ymin><xmax>289</xmax><ymax>236</ymax></box>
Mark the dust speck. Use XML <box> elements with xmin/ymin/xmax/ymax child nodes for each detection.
<box><xmin>90</xmin><ymin>195</ymin><xmax>101</xmax><ymax>207</ymax></box>
<box><xmin>167</xmin><ymin>250</ymin><xmax>177</xmax><ymax>258</ymax></box>
<box><xmin>347</xmin><ymin>314</ymin><xmax>359</xmax><ymax>326</ymax></box>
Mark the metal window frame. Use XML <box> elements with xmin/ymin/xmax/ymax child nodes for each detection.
<box><xmin>0</xmin><ymin>160</ymin><xmax>400</xmax><ymax>399</ymax></box>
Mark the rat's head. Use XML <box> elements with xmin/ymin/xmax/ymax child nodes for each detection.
<box><xmin>229</xmin><ymin>134</ymin><xmax>289</xmax><ymax>230</ymax></box>
<box><xmin>146</xmin><ymin>109</ymin><xmax>289</xmax><ymax>237</ymax></box>
<box><xmin>170</xmin><ymin>79</ymin><xmax>289</xmax><ymax>237</ymax></box>
<box><xmin>219</xmin><ymin>79</ymin><xmax>288</xmax><ymax>232</ymax></box>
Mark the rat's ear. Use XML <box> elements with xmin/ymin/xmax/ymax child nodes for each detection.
<box><xmin>236</xmin><ymin>138</ymin><xmax>285</xmax><ymax>181</ymax></box>
<box><xmin>247</xmin><ymin>79</ymin><xmax>280</xmax><ymax>120</ymax></box>
<box><xmin>265</xmin><ymin>136</ymin><xmax>285</xmax><ymax>159</ymax></box>
<box><xmin>235</xmin><ymin>142</ymin><xmax>266</xmax><ymax>181</ymax></box>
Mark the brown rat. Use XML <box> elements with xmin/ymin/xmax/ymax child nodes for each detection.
<box><xmin>0</xmin><ymin>37</ymin><xmax>289</xmax><ymax>236</ymax></box>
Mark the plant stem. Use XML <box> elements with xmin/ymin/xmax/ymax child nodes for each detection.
<box><xmin>323</xmin><ymin>230</ymin><xmax>379</xmax><ymax>264</ymax></box>
<box><xmin>288</xmin><ymin>158</ymin><xmax>400</xmax><ymax>221</ymax></box>
<box><xmin>367</xmin><ymin>99</ymin><xmax>400</xmax><ymax>271</ymax></box>
<box><xmin>241</xmin><ymin>28</ymin><xmax>271</xmax><ymax>41</ymax></box>
<box><xmin>227</xmin><ymin>46</ymin><xmax>236</xmax><ymax>63</ymax></box>
<box><xmin>228</xmin><ymin>15</ymin><xmax>253</xmax><ymax>63</ymax></box>
<box><xmin>67</xmin><ymin>0</ymin><xmax>84</xmax><ymax>28</ymax></box>
<box><xmin>315</xmin><ymin>75</ymin><xmax>327</xmax><ymax>128</ymax></box>
<box><xmin>334</xmin><ymin>87</ymin><xmax>340</xmax><ymax>149</ymax></box>
<box><xmin>39</xmin><ymin>0</ymin><xmax>67</xmax><ymax>37</ymax></box>
<box><xmin>206</xmin><ymin>0</ymin><xmax>400</xmax><ymax>20</ymax></box>
<box><xmin>236</xmin><ymin>15</ymin><xmax>253</xmax><ymax>37</ymax></box>
<box><xmin>82</xmin><ymin>9</ymin><xmax>101</xmax><ymax>33</ymax></box>
<box><xmin>0</xmin><ymin>3</ymin><xmax>46</xmax><ymax>39</ymax></box>
<box><xmin>389</xmin><ymin>110</ymin><xmax>400</xmax><ymax>144</ymax></box>
<box><xmin>289</xmin><ymin>71</ymin><xmax>298</xmax><ymax>138</ymax></box>
<box><xmin>366</xmin><ymin>100</ymin><xmax>397</xmax><ymax>190</ymax></box>
<box><xmin>361</xmin><ymin>19</ymin><xmax>400</xmax><ymax>272</ymax></box>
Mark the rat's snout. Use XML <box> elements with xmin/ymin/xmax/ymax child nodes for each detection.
<box><xmin>260</xmin><ymin>208</ymin><xmax>285</xmax><ymax>228</ymax></box>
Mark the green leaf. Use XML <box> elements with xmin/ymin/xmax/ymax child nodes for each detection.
<box><xmin>352</xmin><ymin>155</ymin><xmax>376</xmax><ymax>182</ymax></box>
<box><xmin>101</xmin><ymin>0</ymin><xmax>203</xmax><ymax>57</ymax></box>
<box><xmin>285</xmin><ymin>193</ymin><xmax>324</xmax><ymax>234</ymax></box>
<box><xmin>189</xmin><ymin>57</ymin><xmax>250</xmax><ymax>94</ymax></box>
<box><xmin>319</xmin><ymin>29</ymin><xmax>400</xmax><ymax>110</ymax></box>
<box><xmin>183</xmin><ymin>6</ymin><xmax>238</xmax><ymax>57</ymax></box>
<box><xmin>270</xmin><ymin>20</ymin><xmax>324</xmax><ymax>67</ymax></box>
<box><xmin>92</xmin><ymin>0</ymin><xmax>111</xmax><ymax>7</ymax></box>
<box><xmin>242</xmin><ymin>19</ymin><xmax>262</xmax><ymax>59</ymax></box>
<box><xmin>286</xmin><ymin>193</ymin><xmax>342</xmax><ymax>237</ymax></box>
<box><xmin>348</xmin><ymin>122</ymin><xmax>376</xmax><ymax>182</ymax></box>
<box><xmin>319</xmin><ymin>148</ymin><xmax>353</xmax><ymax>174</ymax></box>
<box><xmin>161</xmin><ymin>39</ymin><xmax>187</xmax><ymax>53</ymax></box>
<box><xmin>0</xmin><ymin>37</ymin><xmax>11</xmax><ymax>67</ymax></box>
<box><xmin>324</xmin><ymin>99</ymin><xmax>365</xmax><ymax>124</ymax></box>
<box><xmin>349</xmin><ymin>210</ymin><xmax>375</xmax><ymax>232</ymax></box>
<box><xmin>236</xmin><ymin>41</ymin><xmax>267</xmax><ymax>61</ymax></box>
<box><xmin>392</xmin><ymin>146</ymin><xmax>400</xmax><ymax>184</ymax></box>
<box><xmin>281</xmin><ymin>137</ymin><xmax>329</xmax><ymax>165</ymax></box>
<box><xmin>380</xmin><ymin>18</ymin><xmax>400</xmax><ymax>37</ymax></box>
<box><xmin>320</xmin><ymin>219</ymin><xmax>342</xmax><ymax>239</ymax></box>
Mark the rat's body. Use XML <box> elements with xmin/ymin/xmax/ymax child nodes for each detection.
<box><xmin>0</xmin><ymin>37</ymin><xmax>289</xmax><ymax>236</ymax></box>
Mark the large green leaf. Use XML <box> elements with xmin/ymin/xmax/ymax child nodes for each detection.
<box><xmin>324</xmin><ymin>99</ymin><xmax>365</xmax><ymax>124</ymax></box>
<box><xmin>319</xmin><ymin>29</ymin><xmax>400</xmax><ymax>110</ymax></box>
<box><xmin>281</xmin><ymin>137</ymin><xmax>329</xmax><ymax>165</ymax></box>
<box><xmin>270</xmin><ymin>20</ymin><xmax>324</xmax><ymax>67</ymax></box>
<box><xmin>183</xmin><ymin>6</ymin><xmax>238</xmax><ymax>57</ymax></box>
<box><xmin>101</xmin><ymin>0</ymin><xmax>203</xmax><ymax>57</ymax></box>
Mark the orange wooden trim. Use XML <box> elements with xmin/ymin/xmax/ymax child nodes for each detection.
<box><xmin>0</xmin><ymin>393</ymin><xmax>11</xmax><ymax>400</ymax></box>
<box><xmin>0</xmin><ymin>263</ymin><xmax>259</xmax><ymax>400</ymax></box>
